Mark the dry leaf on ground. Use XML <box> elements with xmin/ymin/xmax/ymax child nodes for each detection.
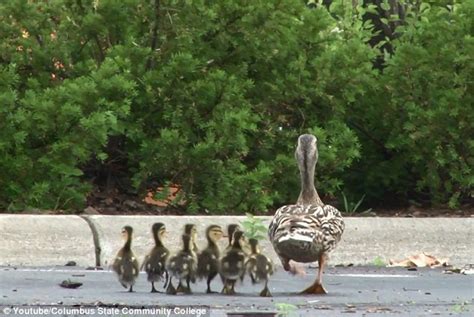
<box><xmin>388</xmin><ymin>253</ymin><xmax>449</xmax><ymax>268</ymax></box>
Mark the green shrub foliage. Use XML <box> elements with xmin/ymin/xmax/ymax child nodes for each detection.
<box><xmin>0</xmin><ymin>1</ymin><xmax>471</xmax><ymax>212</ymax></box>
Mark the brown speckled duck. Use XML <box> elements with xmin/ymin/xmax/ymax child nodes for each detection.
<box><xmin>268</xmin><ymin>134</ymin><xmax>344</xmax><ymax>294</ymax></box>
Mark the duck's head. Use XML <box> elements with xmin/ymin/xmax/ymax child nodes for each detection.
<box><xmin>181</xmin><ymin>234</ymin><xmax>192</xmax><ymax>251</ymax></box>
<box><xmin>295</xmin><ymin>134</ymin><xmax>318</xmax><ymax>168</ymax></box>
<box><xmin>206</xmin><ymin>225</ymin><xmax>223</xmax><ymax>243</ymax></box>
<box><xmin>184</xmin><ymin>224</ymin><xmax>198</xmax><ymax>241</ymax></box>
<box><xmin>226</xmin><ymin>224</ymin><xmax>240</xmax><ymax>244</ymax></box>
<box><xmin>231</xmin><ymin>230</ymin><xmax>245</xmax><ymax>248</ymax></box>
<box><xmin>248</xmin><ymin>238</ymin><xmax>260</xmax><ymax>253</ymax></box>
<box><xmin>121</xmin><ymin>225</ymin><xmax>133</xmax><ymax>241</ymax></box>
<box><xmin>152</xmin><ymin>222</ymin><xmax>166</xmax><ymax>240</ymax></box>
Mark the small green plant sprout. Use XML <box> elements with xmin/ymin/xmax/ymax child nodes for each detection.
<box><xmin>452</xmin><ymin>301</ymin><xmax>471</xmax><ymax>313</ymax></box>
<box><xmin>275</xmin><ymin>303</ymin><xmax>297</xmax><ymax>317</ymax></box>
<box><xmin>372</xmin><ymin>256</ymin><xmax>386</xmax><ymax>267</ymax></box>
<box><xmin>241</xmin><ymin>213</ymin><xmax>268</xmax><ymax>241</ymax></box>
<box><xmin>341</xmin><ymin>192</ymin><xmax>372</xmax><ymax>215</ymax></box>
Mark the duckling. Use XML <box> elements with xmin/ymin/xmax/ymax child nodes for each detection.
<box><xmin>167</xmin><ymin>234</ymin><xmax>197</xmax><ymax>294</ymax></box>
<box><xmin>245</xmin><ymin>238</ymin><xmax>274</xmax><ymax>297</ymax></box>
<box><xmin>197</xmin><ymin>225</ymin><xmax>224</xmax><ymax>293</ymax></box>
<box><xmin>184</xmin><ymin>223</ymin><xmax>199</xmax><ymax>252</ymax></box>
<box><xmin>220</xmin><ymin>223</ymin><xmax>241</xmax><ymax>292</ymax></box>
<box><xmin>224</xmin><ymin>224</ymin><xmax>240</xmax><ymax>252</ymax></box>
<box><xmin>112</xmin><ymin>225</ymin><xmax>140</xmax><ymax>292</ymax></box>
<box><xmin>219</xmin><ymin>230</ymin><xmax>247</xmax><ymax>295</ymax></box>
<box><xmin>175</xmin><ymin>224</ymin><xmax>199</xmax><ymax>293</ymax></box>
<box><xmin>141</xmin><ymin>222</ymin><xmax>170</xmax><ymax>293</ymax></box>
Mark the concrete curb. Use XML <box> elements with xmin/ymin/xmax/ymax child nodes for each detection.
<box><xmin>1</xmin><ymin>215</ymin><xmax>472</xmax><ymax>267</ymax></box>
<box><xmin>0</xmin><ymin>214</ymin><xmax>95</xmax><ymax>266</ymax></box>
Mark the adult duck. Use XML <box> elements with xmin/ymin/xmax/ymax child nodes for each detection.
<box><xmin>268</xmin><ymin>134</ymin><xmax>344</xmax><ymax>294</ymax></box>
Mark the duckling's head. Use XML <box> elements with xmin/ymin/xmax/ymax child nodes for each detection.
<box><xmin>227</xmin><ymin>224</ymin><xmax>240</xmax><ymax>245</ymax></box>
<box><xmin>248</xmin><ymin>238</ymin><xmax>260</xmax><ymax>253</ymax></box>
<box><xmin>184</xmin><ymin>224</ymin><xmax>198</xmax><ymax>240</ymax></box>
<box><xmin>206</xmin><ymin>225</ymin><xmax>223</xmax><ymax>243</ymax></box>
<box><xmin>231</xmin><ymin>230</ymin><xmax>245</xmax><ymax>248</ymax></box>
<box><xmin>181</xmin><ymin>234</ymin><xmax>192</xmax><ymax>251</ymax></box>
<box><xmin>152</xmin><ymin>222</ymin><xmax>166</xmax><ymax>239</ymax></box>
<box><xmin>295</xmin><ymin>134</ymin><xmax>318</xmax><ymax>169</ymax></box>
<box><xmin>121</xmin><ymin>225</ymin><xmax>133</xmax><ymax>241</ymax></box>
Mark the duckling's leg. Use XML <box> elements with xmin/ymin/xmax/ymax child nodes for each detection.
<box><xmin>259</xmin><ymin>279</ymin><xmax>272</xmax><ymax>297</ymax></box>
<box><xmin>151</xmin><ymin>281</ymin><xmax>158</xmax><ymax>293</ymax></box>
<box><xmin>221</xmin><ymin>279</ymin><xmax>231</xmax><ymax>295</ymax></box>
<box><xmin>176</xmin><ymin>280</ymin><xmax>184</xmax><ymax>293</ymax></box>
<box><xmin>300</xmin><ymin>253</ymin><xmax>327</xmax><ymax>295</ymax></box>
<box><xmin>206</xmin><ymin>272</ymin><xmax>218</xmax><ymax>293</ymax></box>
<box><xmin>163</xmin><ymin>270</ymin><xmax>169</xmax><ymax>289</ymax></box>
<box><xmin>250</xmin><ymin>272</ymin><xmax>257</xmax><ymax>284</ymax></box>
<box><xmin>229</xmin><ymin>280</ymin><xmax>236</xmax><ymax>295</ymax></box>
<box><xmin>166</xmin><ymin>277</ymin><xmax>177</xmax><ymax>295</ymax></box>
<box><xmin>222</xmin><ymin>279</ymin><xmax>236</xmax><ymax>295</ymax></box>
<box><xmin>128</xmin><ymin>285</ymin><xmax>134</xmax><ymax>293</ymax></box>
<box><xmin>184</xmin><ymin>277</ymin><xmax>192</xmax><ymax>294</ymax></box>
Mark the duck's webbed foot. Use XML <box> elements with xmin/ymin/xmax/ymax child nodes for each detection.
<box><xmin>221</xmin><ymin>280</ymin><xmax>236</xmax><ymax>295</ymax></box>
<box><xmin>259</xmin><ymin>281</ymin><xmax>272</xmax><ymax>297</ymax></box>
<box><xmin>300</xmin><ymin>253</ymin><xmax>327</xmax><ymax>294</ymax></box>
<box><xmin>300</xmin><ymin>282</ymin><xmax>327</xmax><ymax>295</ymax></box>
<box><xmin>176</xmin><ymin>281</ymin><xmax>185</xmax><ymax>293</ymax></box>
<box><xmin>166</xmin><ymin>280</ymin><xmax>177</xmax><ymax>295</ymax></box>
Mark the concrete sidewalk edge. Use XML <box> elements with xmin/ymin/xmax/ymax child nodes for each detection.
<box><xmin>1</xmin><ymin>215</ymin><xmax>472</xmax><ymax>267</ymax></box>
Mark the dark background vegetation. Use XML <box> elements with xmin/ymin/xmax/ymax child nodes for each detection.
<box><xmin>0</xmin><ymin>0</ymin><xmax>472</xmax><ymax>214</ymax></box>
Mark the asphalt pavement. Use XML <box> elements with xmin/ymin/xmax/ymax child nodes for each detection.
<box><xmin>0</xmin><ymin>266</ymin><xmax>472</xmax><ymax>317</ymax></box>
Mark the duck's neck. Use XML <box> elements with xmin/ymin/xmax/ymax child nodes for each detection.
<box><xmin>123</xmin><ymin>237</ymin><xmax>132</xmax><ymax>251</ymax></box>
<box><xmin>207</xmin><ymin>236</ymin><xmax>218</xmax><ymax>249</ymax></box>
<box><xmin>183</xmin><ymin>240</ymin><xmax>191</xmax><ymax>252</ymax></box>
<box><xmin>153</xmin><ymin>232</ymin><xmax>163</xmax><ymax>248</ymax></box>
<box><xmin>232</xmin><ymin>240</ymin><xmax>242</xmax><ymax>250</ymax></box>
<box><xmin>250</xmin><ymin>243</ymin><xmax>258</xmax><ymax>254</ymax></box>
<box><xmin>297</xmin><ymin>163</ymin><xmax>323</xmax><ymax>206</ymax></box>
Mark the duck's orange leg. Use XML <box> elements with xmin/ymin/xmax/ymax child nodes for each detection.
<box><xmin>300</xmin><ymin>253</ymin><xmax>327</xmax><ymax>295</ymax></box>
<box><xmin>281</xmin><ymin>257</ymin><xmax>306</xmax><ymax>275</ymax></box>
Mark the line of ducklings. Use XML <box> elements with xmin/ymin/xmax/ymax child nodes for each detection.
<box><xmin>112</xmin><ymin>223</ymin><xmax>274</xmax><ymax>296</ymax></box>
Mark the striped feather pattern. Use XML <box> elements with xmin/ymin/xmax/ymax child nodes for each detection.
<box><xmin>268</xmin><ymin>204</ymin><xmax>344</xmax><ymax>263</ymax></box>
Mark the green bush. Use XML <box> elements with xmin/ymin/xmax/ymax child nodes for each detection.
<box><xmin>0</xmin><ymin>1</ymin><xmax>471</xmax><ymax>212</ymax></box>
<box><xmin>349</xmin><ymin>2</ymin><xmax>473</xmax><ymax>207</ymax></box>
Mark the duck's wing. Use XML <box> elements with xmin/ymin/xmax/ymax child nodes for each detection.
<box><xmin>268</xmin><ymin>204</ymin><xmax>344</xmax><ymax>262</ymax></box>
<box><xmin>197</xmin><ymin>249</ymin><xmax>219</xmax><ymax>278</ymax></box>
<box><xmin>141</xmin><ymin>254</ymin><xmax>150</xmax><ymax>271</ymax></box>
<box><xmin>132</xmin><ymin>253</ymin><xmax>140</xmax><ymax>277</ymax></box>
<box><xmin>319</xmin><ymin>204</ymin><xmax>345</xmax><ymax>252</ymax></box>
<box><xmin>112</xmin><ymin>250</ymin><xmax>123</xmax><ymax>274</ymax></box>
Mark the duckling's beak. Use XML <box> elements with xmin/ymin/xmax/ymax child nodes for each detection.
<box><xmin>222</xmin><ymin>235</ymin><xmax>229</xmax><ymax>238</ymax></box>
